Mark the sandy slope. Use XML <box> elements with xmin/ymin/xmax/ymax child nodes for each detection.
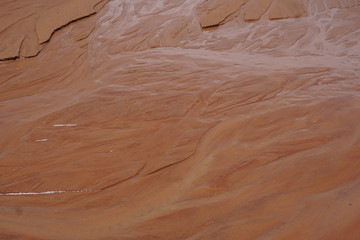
<box><xmin>0</xmin><ymin>0</ymin><xmax>360</xmax><ymax>239</ymax></box>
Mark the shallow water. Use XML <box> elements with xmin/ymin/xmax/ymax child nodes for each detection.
<box><xmin>1</xmin><ymin>0</ymin><xmax>360</xmax><ymax>239</ymax></box>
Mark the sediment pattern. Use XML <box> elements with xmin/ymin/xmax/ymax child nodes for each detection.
<box><xmin>0</xmin><ymin>0</ymin><xmax>360</xmax><ymax>239</ymax></box>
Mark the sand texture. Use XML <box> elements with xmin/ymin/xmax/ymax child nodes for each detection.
<box><xmin>0</xmin><ymin>0</ymin><xmax>360</xmax><ymax>239</ymax></box>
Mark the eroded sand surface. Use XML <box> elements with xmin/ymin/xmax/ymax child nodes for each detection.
<box><xmin>1</xmin><ymin>0</ymin><xmax>360</xmax><ymax>239</ymax></box>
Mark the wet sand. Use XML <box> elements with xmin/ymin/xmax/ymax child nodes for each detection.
<box><xmin>1</xmin><ymin>0</ymin><xmax>360</xmax><ymax>239</ymax></box>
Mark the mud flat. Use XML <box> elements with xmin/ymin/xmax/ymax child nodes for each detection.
<box><xmin>0</xmin><ymin>0</ymin><xmax>360</xmax><ymax>239</ymax></box>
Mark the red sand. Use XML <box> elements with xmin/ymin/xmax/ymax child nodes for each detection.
<box><xmin>1</xmin><ymin>0</ymin><xmax>360</xmax><ymax>239</ymax></box>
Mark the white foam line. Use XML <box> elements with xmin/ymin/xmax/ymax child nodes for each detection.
<box><xmin>35</xmin><ymin>139</ymin><xmax>48</xmax><ymax>142</ymax></box>
<box><xmin>53</xmin><ymin>124</ymin><xmax>77</xmax><ymax>127</ymax></box>
<box><xmin>0</xmin><ymin>190</ymin><xmax>92</xmax><ymax>196</ymax></box>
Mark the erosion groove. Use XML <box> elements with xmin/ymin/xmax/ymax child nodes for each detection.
<box><xmin>0</xmin><ymin>0</ymin><xmax>108</xmax><ymax>61</ymax></box>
